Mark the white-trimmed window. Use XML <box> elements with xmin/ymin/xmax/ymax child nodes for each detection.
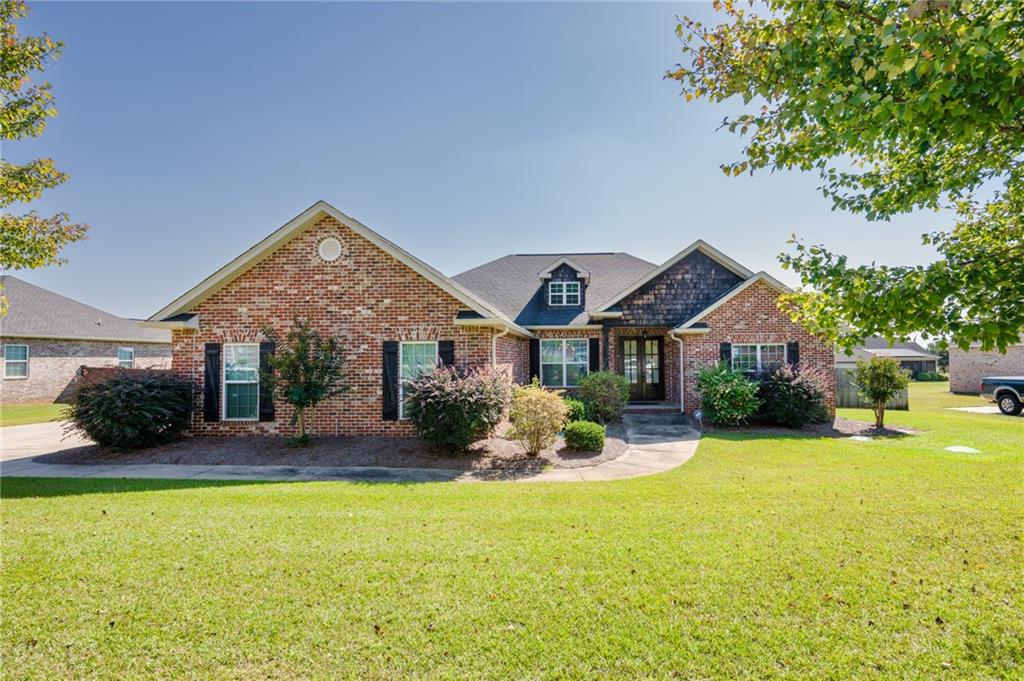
<box><xmin>399</xmin><ymin>341</ymin><xmax>438</xmax><ymax>419</ymax></box>
<box><xmin>3</xmin><ymin>344</ymin><xmax>28</xmax><ymax>379</ymax></box>
<box><xmin>117</xmin><ymin>347</ymin><xmax>135</xmax><ymax>369</ymax></box>
<box><xmin>540</xmin><ymin>339</ymin><xmax>589</xmax><ymax>387</ymax></box>
<box><xmin>548</xmin><ymin>281</ymin><xmax>581</xmax><ymax>306</ymax></box>
<box><xmin>223</xmin><ymin>343</ymin><xmax>260</xmax><ymax>420</ymax></box>
<box><xmin>731</xmin><ymin>343</ymin><xmax>786</xmax><ymax>373</ymax></box>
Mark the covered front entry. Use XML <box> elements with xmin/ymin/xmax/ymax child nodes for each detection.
<box><xmin>621</xmin><ymin>336</ymin><xmax>664</xmax><ymax>402</ymax></box>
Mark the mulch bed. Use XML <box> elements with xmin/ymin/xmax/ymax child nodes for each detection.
<box><xmin>700</xmin><ymin>416</ymin><xmax>919</xmax><ymax>438</ymax></box>
<box><xmin>38</xmin><ymin>423</ymin><xmax>628</xmax><ymax>471</ymax></box>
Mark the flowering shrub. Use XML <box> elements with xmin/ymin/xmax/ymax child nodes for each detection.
<box><xmin>577</xmin><ymin>371</ymin><xmax>630</xmax><ymax>424</ymax></box>
<box><xmin>564</xmin><ymin>420</ymin><xmax>605</xmax><ymax>451</ymax></box>
<box><xmin>405</xmin><ymin>366</ymin><xmax>511</xmax><ymax>452</ymax></box>
<box><xmin>508</xmin><ymin>383</ymin><xmax>568</xmax><ymax>456</ymax></box>
<box><xmin>754</xmin><ymin>364</ymin><xmax>829</xmax><ymax>428</ymax></box>
<box><xmin>696</xmin><ymin>363</ymin><xmax>761</xmax><ymax>426</ymax></box>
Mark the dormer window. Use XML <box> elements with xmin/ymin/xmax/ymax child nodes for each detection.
<box><xmin>549</xmin><ymin>281</ymin><xmax>581</xmax><ymax>306</ymax></box>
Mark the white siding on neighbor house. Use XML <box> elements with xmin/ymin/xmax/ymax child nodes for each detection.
<box><xmin>0</xmin><ymin>337</ymin><xmax>172</xmax><ymax>404</ymax></box>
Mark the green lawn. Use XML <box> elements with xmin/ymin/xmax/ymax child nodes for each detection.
<box><xmin>0</xmin><ymin>402</ymin><xmax>65</xmax><ymax>427</ymax></box>
<box><xmin>2</xmin><ymin>383</ymin><xmax>1021</xmax><ymax>678</ymax></box>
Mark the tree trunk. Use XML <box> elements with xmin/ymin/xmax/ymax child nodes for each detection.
<box><xmin>874</xmin><ymin>402</ymin><xmax>885</xmax><ymax>429</ymax></box>
<box><xmin>298</xmin><ymin>408</ymin><xmax>306</xmax><ymax>439</ymax></box>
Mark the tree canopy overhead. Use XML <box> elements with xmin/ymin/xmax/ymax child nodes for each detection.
<box><xmin>668</xmin><ymin>0</ymin><xmax>1023</xmax><ymax>351</ymax></box>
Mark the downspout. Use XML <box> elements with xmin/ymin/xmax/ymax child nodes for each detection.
<box><xmin>673</xmin><ymin>333</ymin><xmax>685</xmax><ymax>414</ymax></box>
<box><xmin>491</xmin><ymin>326</ymin><xmax>510</xmax><ymax>369</ymax></box>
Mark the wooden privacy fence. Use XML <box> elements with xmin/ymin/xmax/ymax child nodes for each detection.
<box><xmin>834</xmin><ymin>369</ymin><xmax>909</xmax><ymax>410</ymax></box>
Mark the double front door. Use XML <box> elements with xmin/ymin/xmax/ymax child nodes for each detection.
<box><xmin>621</xmin><ymin>336</ymin><xmax>664</xmax><ymax>402</ymax></box>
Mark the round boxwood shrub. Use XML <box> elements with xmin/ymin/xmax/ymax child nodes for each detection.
<box><xmin>405</xmin><ymin>366</ymin><xmax>511</xmax><ymax>452</ymax></box>
<box><xmin>564</xmin><ymin>420</ymin><xmax>605</xmax><ymax>451</ymax></box>
<box><xmin>563</xmin><ymin>397</ymin><xmax>587</xmax><ymax>424</ymax></box>
<box><xmin>65</xmin><ymin>373</ymin><xmax>194</xmax><ymax>450</ymax></box>
<box><xmin>577</xmin><ymin>371</ymin><xmax>630</xmax><ymax>424</ymax></box>
<box><xmin>754</xmin><ymin>364</ymin><xmax>829</xmax><ymax>428</ymax></box>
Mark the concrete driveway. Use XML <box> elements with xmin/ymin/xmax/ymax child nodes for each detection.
<box><xmin>1</xmin><ymin>421</ymin><xmax>90</xmax><ymax>463</ymax></box>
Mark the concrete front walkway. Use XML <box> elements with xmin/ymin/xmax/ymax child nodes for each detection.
<box><xmin>0</xmin><ymin>415</ymin><xmax>700</xmax><ymax>483</ymax></box>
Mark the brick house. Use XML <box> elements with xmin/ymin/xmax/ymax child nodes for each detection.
<box><xmin>147</xmin><ymin>201</ymin><xmax>834</xmax><ymax>436</ymax></box>
<box><xmin>1</xmin><ymin>276</ymin><xmax>171</xmax><ymax>404</ymax></box>
<box><xmin>949</xmin><ymin>339</ymin><xmax>1024</xmax><ymax>394</ymax></box>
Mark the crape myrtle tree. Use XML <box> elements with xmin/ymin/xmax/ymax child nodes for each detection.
<box><xmin>668</xmin><ymin>0</ymin><xmax>1024</xmax><ymax>353</ymax></box>
<box><xmin>1</xmin><ymin>0</ymin><xmax>88</xmax><ymax>311</ymax></box>
<box><xmin>262</xmin><ymin>319</ymin><xmax>347</xmax><ymax>446</ymax></box>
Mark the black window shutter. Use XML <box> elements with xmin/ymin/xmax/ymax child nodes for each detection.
<box><xmin>258</xmin><ymin>341</ymin><xmax>275</xmax><ymax>422</ymax></box>
<box><xmin>382</xmin><ymin>341</ymin><xmax>399</xmax><ymax>421</ymax></box>
<box><xmin>529</xmin><ymin>339</ymin><xmax>540</xmax><ymax>382</ymax></box>
<box><xmin>719</xmin><ymin>342</ymin><xmax>732</xmax><ymax>364</ymax></box>
<box><xmin>203</xmin><ymin>343</ymin><xmax>221</xmax><ymax>422</ymax></box>
<box><xmin>787</xmin><ymin>341</ymin><xmax>800</xmax><ymax>366</ymax></box>
<box><xmin>588</xmin><ymin>338</ymin><xmax>600</xmax><ymax>372</ymax></box>
<box><xmin>438</xmin><ymin>340</ymin><xmax>455</xmax><ymax>367</ymax></box>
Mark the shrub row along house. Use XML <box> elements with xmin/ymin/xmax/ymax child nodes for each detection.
<box><xmin>145</xmin><ymin>201</ymin><xmax>835</xmax><ymax>436</ymax></box>
<box><xmin>1</xmin><ymin>276</ymin><xmax>171</xmax><ymax>403</ymax></box>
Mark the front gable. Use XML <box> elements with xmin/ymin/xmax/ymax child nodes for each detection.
<box><xmin>616</xmin><ymin>249</ymin><xmax>745</xmax><ymax>327</ymax></box>
<box><xmin>149</xmin><ymin>201</ymin><xmax>529</xmax><ymax>337</ymax></box>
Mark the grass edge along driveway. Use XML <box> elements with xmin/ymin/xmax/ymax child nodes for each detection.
<box><xmin>0</xmin><ymin>402</ymin><xmax>65</xmax><ymax>428</ymax></box>
<box><xmin>2</xmin><ymin>382</ymin><xmax>1021</xmax><ymax>678</ymax></box>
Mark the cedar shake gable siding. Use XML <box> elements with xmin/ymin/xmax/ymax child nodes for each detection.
<box><xmin>615</xmin><ymin>250</ymin><xmax>744</xmax><ymax>326</ymax></box>
<box><xmin>172</xmin><ymin>214</ymin><xmax>501</xmax><ymax>436</ymax></box>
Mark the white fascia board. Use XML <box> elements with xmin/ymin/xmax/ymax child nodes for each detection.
<box><xmin>593</xmin><ymin>240</ymin><xmax>755</xmax><ymax>313</ymax></box>
<box><xmin>0</xmin><ymin>332</ymin><xmax>171</xmax><ymax>344</ymax></box>
<box><xmin>537</xmin><ymin>257</ymin><xmax>591</xmax><ymax>283</ymax></box>
<box><xmin>671</xmin><ymin>272</ymin><xmax>791</xmax><ymax>332</ymax></box>
<box><xmin>148</xmin><ymin>201</ymin><xmax>520</xmax><ymax>333</ymax></box>
<box><xmin>454</xmin><ymin>317</ymin><xmax>533</xmax><ymax>338</ymax></box>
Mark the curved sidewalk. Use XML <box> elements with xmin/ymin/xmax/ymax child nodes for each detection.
<box><xmin>0</xmin><ymin>415</ymin><xmax>700</xmax><ymax>484</ymax></box>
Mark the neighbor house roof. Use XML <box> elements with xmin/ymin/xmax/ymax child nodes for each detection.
<box><xmin>453</xmin><ymin>252</ymin><xmax>657</xmax><ymax>326</ymax></box>
<box><xmin>0</xmin><ymin>276</ymin><xmax>170</xmax><ymax>344</ymax></box>
<box><xmin>863</xmin><ymin>347</ymin><xmax>940</xmax><ymax>361</ymax></box>
<box><xmin>148</xmin><ymin>201</ymin><xmax>532</xmax><ymax>338</ymax></box>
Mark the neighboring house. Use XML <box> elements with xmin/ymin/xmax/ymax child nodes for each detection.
<box><xmin>949</xmin><ymin>338</ymin><xmax>1024</xmax><ymax>394</ymax></box>
<box><xmin>0</xmin><ymin>276</ymin><xmax>171</xmax><ymax>404</ymax></box>
<box><xmin>146</xmin><ymin>201</ymin><xmax>834</xmax><ymax>436</ymax></box>
<box><xmin>835</xmin><ymin>337</ymin><xmax>941</xmax><ymax>378</ymax></box>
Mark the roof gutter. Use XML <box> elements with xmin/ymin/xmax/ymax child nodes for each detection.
<box><xmin>453</xmin><ymin>316</ymin><xmax>533</xmax><ymax>338</ymax></box>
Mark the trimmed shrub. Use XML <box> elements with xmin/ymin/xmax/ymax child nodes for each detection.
<box><xmin>563</xmin><ymin>397</ymin><xmax>587</xmax><ymax>424</ymax></box>
<box><xmin>854</xmin><ymin>357</ymin><xmax>910</xmax><ymax>428</ymax></box>
<box><xmin>754</xmin><ymin>364</ymin><xmax>829</xmax><ymax>428</ymax></box>
<box><xmin>508</xmin><ymin>384</ymin><xmax>569</xmax><ymax>455</ymax></box>
<box><xmin>695</xmin><ymin>363</ymin><xmax>761</xmax><ymax>426</ymax></box>
<box><xmin>564</xmin><ymin>420</ymin><xmax>605</xmax><ymax>451</ymax></box>
<box><xmin>577</xmin><ymin>371</ymin><xmax>630</xmax><ymax>424</ymax></box>
<box><xmin>406</xmin><ymin>366</ymin><xmax>511</xmax><ymax>452</ymax></box>
<box><xmin>915</xmin><ymin>371</ymin><xmax>946</xmax><ymax>382</ymax></box>
<box><xmin>64</xmin><ymin>374</ymin><xmax>194</xmax><ymax>450</ymax></box>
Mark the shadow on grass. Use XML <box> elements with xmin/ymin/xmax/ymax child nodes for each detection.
<box><xmin>0</xmin><ymin>474</ymin><xmax>450</xmax><ymax>499</ymax></box>
<box><xmin>0</xmin><ymin>477</ymin><xmax>287</xmax><ymax>500</ymax></box>
<box><xmin>699</xmin><ymin>427</ymin><xmax>913</xmax><ymax>442</ymax></box>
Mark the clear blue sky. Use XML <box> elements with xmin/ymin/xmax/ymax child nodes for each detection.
<box><xmin>7</xmin><ymin>1</ymin><xmax>947</xmax><ymax>319</ymax></box>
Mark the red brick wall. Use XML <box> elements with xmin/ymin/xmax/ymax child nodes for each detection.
<box><xmin>495</xmin><ymin>334</ymin><xmax>530</xmax><ymax>385</ymax></box>
<box><xmin>171</xmin><ymin>215</ymin><xmax>507</xmax><ymax>436</ymax></box>
<box><xmin>680</xmin><ymin>280</ymin><xmax>835</xmax><ymax>414</ymax></box>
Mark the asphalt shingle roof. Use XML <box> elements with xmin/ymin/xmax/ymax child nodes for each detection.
<box><xmin>0</xmin><ymin>276</ymin><xmax>170</xmax><ymax>343</ymax></box>
<box><xmin>453</xmin><ymin>253</ymin><xmax>657</xmax><ymax>326</ymax></box>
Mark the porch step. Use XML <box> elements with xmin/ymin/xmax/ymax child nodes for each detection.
<box><xmin>623</xmin><ymin>403</ymin><xmax>682</xmax><ymax>414</ymax></box>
